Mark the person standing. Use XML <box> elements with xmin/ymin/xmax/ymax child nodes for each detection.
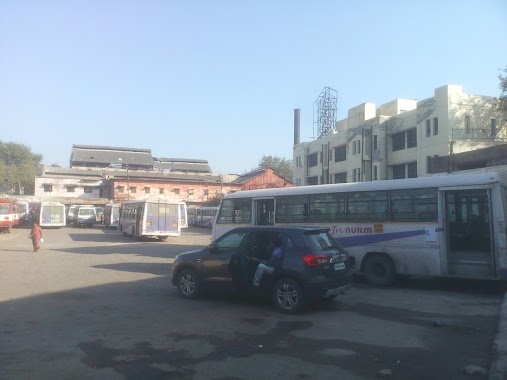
<box><xmin>29</xmin><ymin>222</ymin><xmax>43</xmax><ymax>252</ymax></box>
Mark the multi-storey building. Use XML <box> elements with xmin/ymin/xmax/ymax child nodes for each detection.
<box><xmin>293</xmin><ymin>84</ymin><xmax>507</xmax><ymax>185</ymax></box>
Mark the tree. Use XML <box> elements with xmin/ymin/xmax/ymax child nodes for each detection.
<box><xmin>499</xmin><ymin>65</ymin><xmax>507</xmax><ymax>100</ymax></box>
<box><xmin>258</xmin><ymin>155</ymin><xmax>293</xmax><ymax>183</ymax></box>
<box><xmin>0</xmin><ymin>141</ymin><xmax>43</xmax><ymax>195</ymax></box>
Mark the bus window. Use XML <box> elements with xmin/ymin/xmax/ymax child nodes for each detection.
<box><xmin>234</xmin><ymin>199</ymin><xmax>251</xmax><ymax>224</ymax></box>
<box><xmin>390</xmin><ymin>188</ymin><xmax>437</xmax><ymax>222</ymax></box>
<box><xmin>347</xmin><ymin>191</ymin><xmax>388</xmax><ymax>222</ymax></box>
<box><xmin>276</xmin><ymin>195</ymin><xmax>307</xmax><ymax>223</ymax></box>
<box><xmin>309</xmin><ymin>193</ymin><xmax>346</xmax><ymax>222</ymax></box>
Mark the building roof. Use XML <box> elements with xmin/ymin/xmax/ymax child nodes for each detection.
<box><xmin>71</xmin><ymin>145</ymin><xmax>154</xmax><ymax>166</ymax></box>
<box><xmin>40</xmin><ymin>167</ymin><xmax>223</xmax><ymax>183</ymax></box>
<box><xmin>153</xmin><ymin>161</ymin><xmax>211</xmax><ymax>173</ymax></box>
<box><xmin>231</xmin><ymin>168</ymin><xmax>270</xmax><ymax>184</ymax></box>
<box><xmin>155</xmin><ymin>157</ymin><xmax>209</xmax><ymax>164</ymax></box>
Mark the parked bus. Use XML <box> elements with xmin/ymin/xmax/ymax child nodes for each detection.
<box><xmin>178</xmin><ymin>202</ymin><xmax>188</xmax><ymax>228</ymax></box>
<box><xmin>103</xmin><ymin>203</ymin><xmax>120</xmax><ymax>228</ymax></box>
<box><xmin>72</xmin><ymin>205</ymin><xmax>97</xmax><ymax>227</ymax></box>
<box><xmin>0</xmin><ymin>198</ymin><xmax>15</xmax><ymax>233</ymax></box>
<box><xmin>14</xmin><ymin>201</ymin><xmax>29</xmax><ymax>226</ymax></box>
<box><xmin>212</xmin><ymin>171</ymin><xmax>507</xmax><ymax>285</ymax></box>
<box><xmin>119</xmin><ymin>200</ymin><xmax>182</xmax><ymax>240</ymax></box>
<box><xmin>37</xmin><ymin>201</ymin><xmax>66</xmax><ymax>228</ymax></box>
<box><xmin>192</xmin><ymin>206</ymin><xmax>219</xmax><ymax>228</ymax></box>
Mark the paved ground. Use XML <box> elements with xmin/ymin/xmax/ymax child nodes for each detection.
<box><xmin>0</xmin><ymin>225</ymin><xmax>505</xmax><ymax>380</ymax></box>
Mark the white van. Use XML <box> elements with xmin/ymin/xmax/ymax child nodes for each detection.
<box><xmin>73</xmin><ymin>205</ymin><xmax>97</xmax><ymax>227</ymax></box>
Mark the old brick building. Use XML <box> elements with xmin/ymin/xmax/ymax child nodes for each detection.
<box><xmin>230</xmin><ymin>168</ymin><xmax>292</xmax><ymax>190</ymax></box>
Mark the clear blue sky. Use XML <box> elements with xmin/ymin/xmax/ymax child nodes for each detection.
<box><xmin>1</xmin><ymin>1</ymin><xmax>506</xmax><ymax>174</ymax></box>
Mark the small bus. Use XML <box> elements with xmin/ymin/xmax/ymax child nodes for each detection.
<box><xmin>37</xmin><ymin>202</ymin><xmax>66</xmax><ymax>228</ymax></box>
<box><xmin>192</xmin><ymin>206</ymin><xmax>218</xmax><ymax>228</ymax></box>
<box><xmin>119</xmin><ymin>200</ymin><xmax>182</xmax><ymax>240</ymax></box>
<box><xmin>14</xmin><ymin>201</ymin><xmax>29</xmax><ymax>226</ymax></box>
<box><xmin>178</xmin><ymin>202</ymin><xmax>188</xmax><ymax>229</ymax></box>
<box><xmin>103</xmin><ymin>203</ymin><xmax>120</xmax><ymax>228</ymax></box>
<box><xmin>0</xmin><ymin>198</ymin><xmax>14</xmax><ymax>233</ymax></box>
<box><xmin>212</xmin><ymin>171</ymin><xmax>507</xmax><ymax>285</ymax></box>
<box><xmin>72</xmin><ymin>205</ymin><xmax>97</xmax><ymax>227</ymax></box>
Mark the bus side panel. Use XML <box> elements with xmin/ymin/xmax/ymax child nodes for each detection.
<box><xmin>493</xmin><ymin>186</ymin><xmax>507</xmax><ymax>279</ymax></box>
<box><xmin>326</xmin><ymin>222</ymin><xmax>443</xmax><ymax>277</ymax></box>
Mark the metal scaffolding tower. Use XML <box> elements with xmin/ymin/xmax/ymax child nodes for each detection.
<box><xmin>313</xmin><ymin>87</ymin><xmax>338</xmax><ymax>139</ymax></box>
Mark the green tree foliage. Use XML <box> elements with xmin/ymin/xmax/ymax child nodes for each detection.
<box><xmin>258</xmin><ymin>155</ymin><xmax>293</xmax><ymax>183</ymax></box>
<box><xmin>499</xmin><ymin>65</ymin><xmax>507</xmax><ymax>100</ymax></box>
<box><xmin>0</xmin><ymin>141</ymin><xmax>43</xmax><ymax>195</ymax></box>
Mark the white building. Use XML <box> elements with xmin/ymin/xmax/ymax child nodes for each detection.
<box><xmin>293</xmin><ymin>84</ymin><xmax>507</xmax><ymax>185</ymax></box>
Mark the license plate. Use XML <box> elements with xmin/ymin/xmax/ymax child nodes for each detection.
<box><xmin>334</xmin><ymin>262</ymin><xmax>346</xmax><ymax>270</ymax></box>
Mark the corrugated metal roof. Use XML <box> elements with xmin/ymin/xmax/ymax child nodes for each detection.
<box><xmin>152</xmin><ymin>162</ymin><xmax>211</xmax><ymax>173</ymax></box>
<box><xmin>155</xmin><ymin>157</ymin><xmax>209</xmax><ymax>164</ymax></box>
<box><xmin>41</xmin><ymin>167</ymin><xmax>222</xmax><ymax>183</ymax></box>
<box><xmin>72</xmin><ymin>144</ymin><xmax>151</xmax><ymax>153</ymax></box>
<box><xmin>71</xmin><ymin>146</ymin><xmax>154</xmax><ymax>166</ymax></box>
<box><xmin>231</xmin><ymin>169</ymin><xmax>265</xmax><ymax>184</ymax></box>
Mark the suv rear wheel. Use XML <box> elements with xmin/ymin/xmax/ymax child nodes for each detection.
<box><xmin>272</xmin><ymin>278</ymin><xmax>303</xmax><ymax>314</ymax></box>
<box><xmin>177</xmin><ymin>269</ymin><xmax>200</xmax><ymax>299</ymax></box>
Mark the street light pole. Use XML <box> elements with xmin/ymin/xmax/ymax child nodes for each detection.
<box><xmin>126</xmin><ymin>162</ymin><xmax>130</xmax><ymax>201</ymax></box>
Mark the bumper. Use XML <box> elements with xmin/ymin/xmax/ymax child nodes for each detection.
<box><xmin>303</xmin><ymin>273</ymin><xmax>352</xmax><ymax>301</ymax></box>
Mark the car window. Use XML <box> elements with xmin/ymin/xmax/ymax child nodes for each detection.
<box><xmin>216</xmin><ymin>232</ymin><xmax>247</xmax><ymax>249</ymax></box>
<box><xmin>305</xmin><ymin>232</ymin><xmax>337</xmax><ymax>250</ymax></box>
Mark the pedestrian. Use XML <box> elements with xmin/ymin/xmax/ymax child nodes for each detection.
<box><xmin>251</xmin><ymin>236</ymin><xmax>284</xmax><ymax>287</ymax></box>
<box><xmin>28</xmin><ymin>222</ymin><xmax>43</xmax><ymax>252</ymax></box>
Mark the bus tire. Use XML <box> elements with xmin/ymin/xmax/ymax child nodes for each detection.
<box><xmin>177</xmin><ymin>269</ymin><xmax>200</xmax><ymax>299</ymax></box>
<box><xmin>363</xmin><ymin>255</ymin><xmax>396</xmax><ymax>286</ymax></box>
<box><xmin>158</xmin><ymin>236</ymin><xmax>168</xmax><ymax>242</ymax></box>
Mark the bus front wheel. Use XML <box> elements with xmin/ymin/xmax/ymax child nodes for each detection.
<box><xmin>363</xmin><ymin>255</ymin><xmax>396</xmax><ymax>286</ymax></box>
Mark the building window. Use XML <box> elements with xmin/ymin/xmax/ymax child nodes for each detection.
<box><xmin>204</xmin><ymin>189</ymin><xmax>209</xmax><ymax>196</ymax></box>
<box><xmin>66</xmin><ymin>186</ymin><xmax>76</xmax><ymax>193</ymax></box>
<box><xmin>307</xmin><ymin>176</ymin><xmax>318</xmax><ymax>185</ymax></box>
<box><xmin>145</xmin><ymin>187</ymin><xmax>150</xmax><ymax>194</ymax></box>
<box><xmin>352</xmin><ymin>140</ymin><xmax>361</xmax><ymax>155</ymax></box>
<box><xmin>159</xmin><ymin>188</ymin><xmax>164</xmax><ymax>194</ymax></box>
<box><xmin>353</xmin><ymin>168</ymin><xmax>361</xmax><ymax>182</ymax></box>
<box><xmin>373</xmin><ymin>166</ymin><xmax>378</xmax><ymax>180</ymax></box>
<box><xmin>491</xmin><ymin>119</ymin><xmax>497</xmax><ymax>136</ymax></box>
<box><xmin>426</xmin><ymin>156</ymin><xmax>432</xmax><ymax>174</ymax></box>
<box><xmin>465</xmin><ymin>115</ymin><xmax>471</xmax><ymax>133</ymax></box>
<box><xmin>188</xmin><ymin>189</ymin><xmax>194</xmax><ymax>195</ymax></box>
<box><xmin>174</xmin><ymin>188</ymin><xmax>180</xmax><ymax>195</ymax></box>
<box><xmin>84</xmin><ymin>186</ymin><xmax>93</xmax><ymax>193</ymax></box>
<box><xmin>117</xmin><ymin>186</ymin><xmax>125</xmax><ymax>193</ymax></box>
<box><xmin>407</xmin><ymin>162</ymin><xmax>417</xmax><ymax>178</ymax></box>
<box><xmin>392</xmin><ymin>164</ymin><xmax>405</xmax><ymax>179</ymax></box>
<box><xmin>407</xmin><ymin>128</ymin><xmax>417</xmax><ymax>148</ymax></box>
<box><xmin>130</xmin><ymin>187</ymin><xmax>137</xmax><ymax>193</ymax></box>
<box><xmin>426</xmin><ymin>119</ymin><xmax>431</xmax><ymax>137</ymax></box>
<box><xmin>433</xmin><ymin>118</ymin><xmax>439</xmax><ymax>135</ymax></box>
<box><xmin>334</xmin><ymin>172</ymin><xmax>347</xmax><ymax>183</ymax></box>
<box><xmin>307</xmin><ymin>153</ymin><xmax>318</xmax><ymax>167</ymax></box>
<box><xmin>43</xmin><ymin>184</ymin><xmax>53</xmax><ymax>192</ymax></box>
<box><xmin>334</xmin><ymin>145</ymin><xmax>346</xmax><ymax>162</ymax></box>
<box><xmin>373</xmin><ymin>135</ymin><xmax>378</xmax><ymax>150</ymax></box>
<box><xmin>392</xmin><ymin>132</ymin><xmax>405</xmax><ymax>151</ymax></box>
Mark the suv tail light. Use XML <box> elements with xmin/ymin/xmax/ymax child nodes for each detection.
<box><xmin>303</xmin><ymin>254</ymin><xmax>330</xmax><ymax>266</ymax></box>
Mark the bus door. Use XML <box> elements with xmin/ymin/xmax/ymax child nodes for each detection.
<box><xmin>253</xmin><ymin>198</ymin><xmax>274</xmax><ymax>225</ymax></box>
<box><xmin>136</xmin><ymin>205</ymin><xmax>144</xmax><ymax>235</ymax></box>
<box><xmin>444</xmin><ymin>189</ymin><xmax>494</xmax><ymax>278</ymax></box>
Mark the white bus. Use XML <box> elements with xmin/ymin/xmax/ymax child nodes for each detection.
<box><xmin>212</xmin><ymin>171</ymin><xmax>507</xmax><ymax>285</ymax></box>
<box><xmin>191</xmin><ymin>206</ymin><xmax>219</xmax><ymax>228</ymax></box>
<box><xmin>178</xmin><ymin>202</ymin><xmax>188</xmax><ymax>229</ymax></box>
<box><xmin>37</xmin><ymin>202</ymin><xmax>66</xmax><ymax>228</ymax></box>
<box><xmin>103</xmin><ymin>203</ymin><xmax>120</xmax><ymax>228</ymax></box>
<box><xmin>119</xmin><ymin>200</ymin><xmax>182</xmax><ymax>240</ymax></box>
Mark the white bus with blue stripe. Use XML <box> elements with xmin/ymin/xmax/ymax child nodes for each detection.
<box><xmin>212</xmin><ymin>171</ymin><xmax>507</xmax><ymax>285</ymax></box>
